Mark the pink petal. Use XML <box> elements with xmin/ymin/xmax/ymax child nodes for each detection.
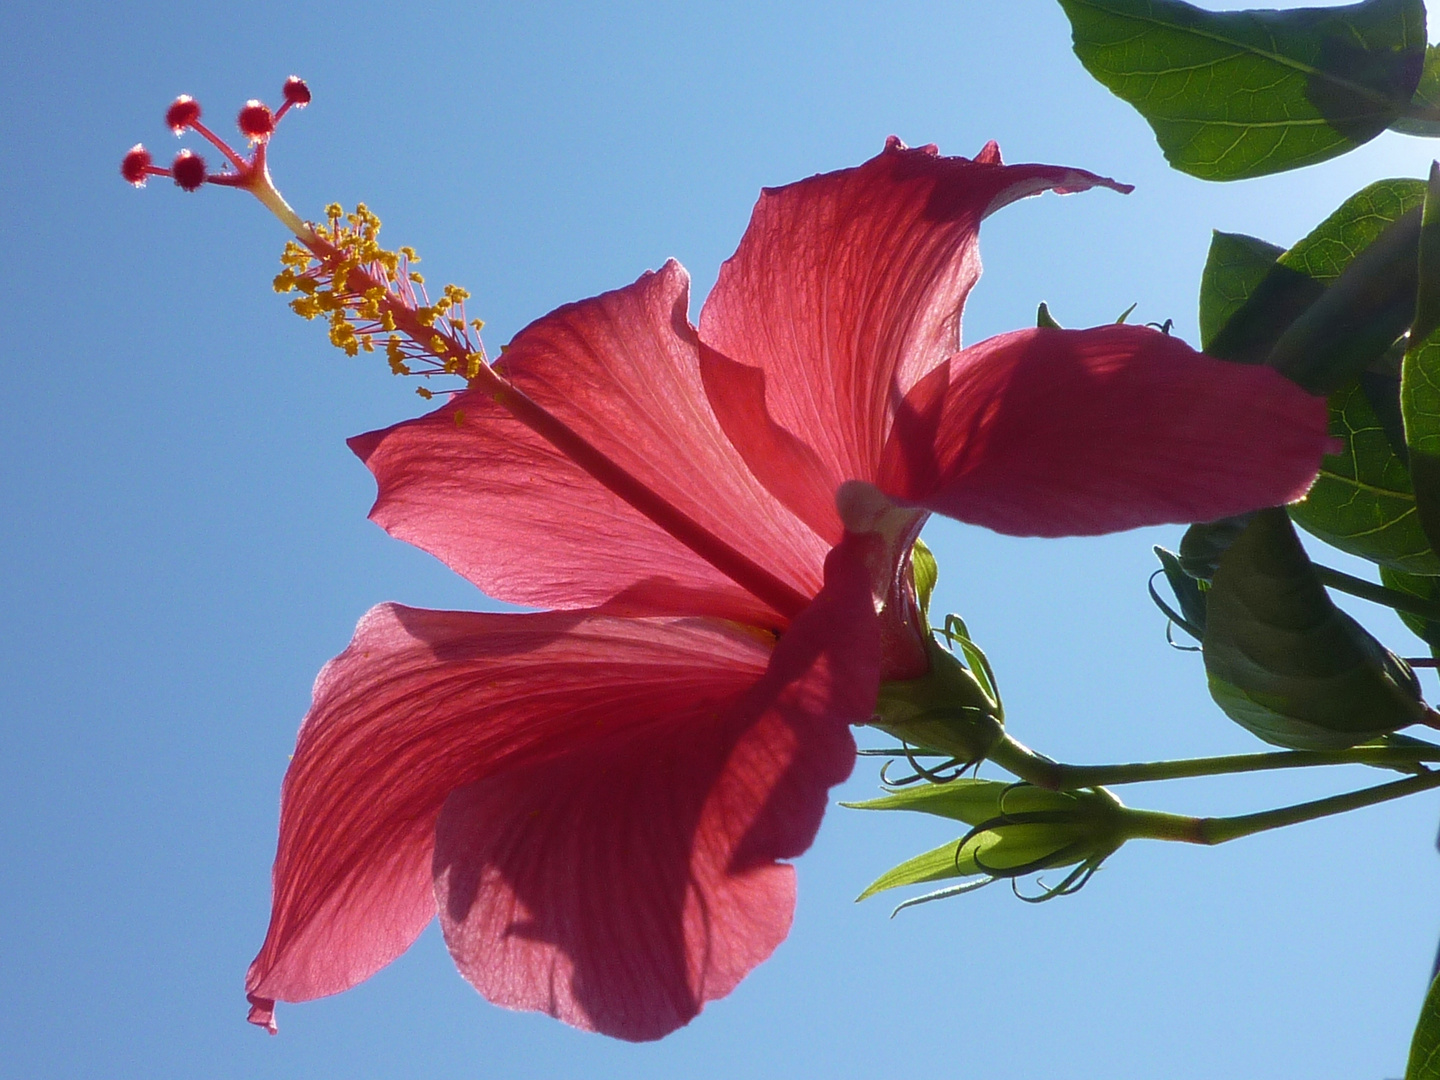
<box><xmin>878</xmin><ymin>325</ymin><xmax>1331</xmax><ymax>536</ymax></box>
<box><xmin>351</xmin><ymin>261</ymin><xmax>827</xmax><ymax>627</ymax></box>
<box><xmin>246</xmin><ymin>541</ymin><xmax>879</xmax><ymax>1036</ymax></box>
<box><xmin>698</xmin><ymin>136</ymin><xmax>1130</xmax><ymax>533</ymax></box>
<box><xmin>431</xmin><ymin>539</ymin><xmax>880</xmax><ymax>1041</ymax></box>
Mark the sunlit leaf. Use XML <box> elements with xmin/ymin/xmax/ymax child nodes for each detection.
<box><xmin>1206</xmin><ymin>179</ymin><xmax>1424</xmax><ymax>372</ymax></box>
<box><xmin>1059</xmin><ymin>0</ymin><xmax>1426</xmax><ymax>180</ymax></box>
<box><xmin>1198</xmin><ymin>231</ymin><xmax>1285</xmax><ymax>352</ymax></box>
<box><xmin>1290</xmin><ymin>376</ymin><xmax>1440</xmax><ymax>572</ymax></box>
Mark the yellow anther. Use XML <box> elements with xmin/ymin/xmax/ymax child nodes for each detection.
<box><xmin>381</xmin><ymin>310</ymin><xmax>397</xmax><ymax>332</ymax></box>
<box><xmin>416</xmin><ymin>386</ymin><xmax>434</xmax><ymax>400</ymax></box>
<box><xmin>409</xmin><ymin>271</ymin><xmax>424</xmax><ymax>284</ymax></box>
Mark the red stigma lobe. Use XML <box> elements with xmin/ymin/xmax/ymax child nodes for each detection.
<box><xmin>166</xmin><ymin>95</ymin><xmax>201</xmax><ymax>134</ymax></box>
<box><xmin>238</xmin><ymin>101</ymin><xmax>276</xmax><ymax>140</ymax></box>
<box><xmin>121</xmin><ymin>145</ymin><xmax>153</xmax><ymax>186</ymax></box>
<box><xmin>171</xmin><ymin>149</ymin><xmax>207</xmax><ymax>191</ymax></box>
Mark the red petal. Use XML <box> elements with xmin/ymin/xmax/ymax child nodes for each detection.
<box><xmin>879</xmin><ymin>325</ymin><xmax>1331</xmax><ymax>536</ymax></box>
<box><xmin>431</xmin><ymin>540</ymin><xmax>880</xmax><ymax>1041</ymax></box>
<box><xmin>351</xmin><ymin>262</ymin><xmax>826</xmax><ymax>627</ymax></box>
<box><xmin>246</xmin><ymin>541</ymin><xmax>879</xmax><ymax>1035</ymax></box>
<box><xmin>698</xmin><ymin>137</ymin><xmax>1130</xmax><ymax>530</ymax></box>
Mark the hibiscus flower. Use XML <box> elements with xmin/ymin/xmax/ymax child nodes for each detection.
<box><xmin>222</xmin><ymin>134</ymin><xmax>1329</xmax><ymax>1038</ymax></box>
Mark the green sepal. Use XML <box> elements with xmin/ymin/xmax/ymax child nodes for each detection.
<box><xmin>850</xmin><ymin>783</ymin><xmax>1123</xmax><ymax>900</ymax></box>
<box><xmin>1203</xmin><ymin>508</ymin><xmax>1433</xmax><ymax>749</ymax></box>
<box><xmin>871</xmin><ymin>634</ymin><xmax>1003</xmax><ymax>763</ymax></box>
<box><xmin>844</xmin><ymin>777</ymin><xmax>1083</xmax><ymax>825</ymax></box>
<box><xmin>1151</xmin><ymin>546</ymin><xmax>1208</xmax><ymax>639</ymax></box>
<box><xmin>1058</xmin><ymin>0</ymin><xmax>1426</xmax><ymax>181</ymax></box>
<box><xmin>1406</xmin><ymin>969</ymin><xmax>1440</xmax><ymax>1080</ymax></box>
<box><xmin>910</xmin><ymin>537</ymin><xmax>938</xmax><ymax>621</ymax></box>
<box><xmin>1036</xmin><ymin>302</ymin><xmax>1063</xmax><ymax>329</ymax></box>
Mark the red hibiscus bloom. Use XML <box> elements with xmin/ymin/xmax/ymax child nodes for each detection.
<box><xmin>242</xmin><ymin>139</ymin><xmax>1330</xmax><ymax>1041</ymax></box>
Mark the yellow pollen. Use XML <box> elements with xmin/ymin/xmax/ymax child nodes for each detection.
<box><xmin>274</xmin><ymin>201</ymin><xmax>488</xmax><ymax>392</ymax></box>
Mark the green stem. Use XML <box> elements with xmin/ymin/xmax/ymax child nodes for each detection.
<box><xmin>984</xmin><ymin>732</ymin><xmax>1440</xmax><ymax>791</ymax></box>
<box><xmin>1311</xmin><ymin>563</ymin><xmax>1440</xmax><ymax>622</ymax></box>
<box><xmin>1120</xmin><ymin>769</ymin><xmax>1440</xmax><ymax>845</ymax></box>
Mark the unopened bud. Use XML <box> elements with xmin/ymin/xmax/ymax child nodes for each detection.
<box><xmin>870</xmin><ymin>634</ymin><xmax>1002</xmax><ymax>763</ymax></box>
<box><xmin>848</xmin><ymin>780</ymin><xmax>1125</xmax><ymax>907</ymax></box>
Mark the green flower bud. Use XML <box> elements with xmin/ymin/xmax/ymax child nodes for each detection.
<box><xmin>847</xmin><ymin>780</ymin><xmax>1126</xmax><ymax>911</ymax></box>
<box><xmin>870</xmin><ymin>632</ymin><xmax>1002</xmax><ymax>764</ymax></box>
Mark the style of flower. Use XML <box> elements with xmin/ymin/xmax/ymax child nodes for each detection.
<box><xmin>123</xmin><ymin>86</ymin><xmax>1332</xmax><ymax>1042</ymax></box>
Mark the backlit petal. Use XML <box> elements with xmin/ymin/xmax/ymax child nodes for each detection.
<box><xmin>351</xmin><ymin>262</ymin><xmax>826</xmax><ymax>626</ymax></box>
<box><xmin>879</xmin><ymin>325</ymin><xmax>1331</xmax><ymax>536</ymax></box>
<box><xmin>246</xmin><ymin>541</ymin><xmax>878</xmax><ymax>1035</ymax></box>
<box><xmin>699</xmin><ymin>137</ymin><xmax>1130</xmax><ymax>531</ymax></box>
<box><xmin>431</xmin><ymin>539</ymin><xmax>880</xmax><ymax>1041</ymax></box>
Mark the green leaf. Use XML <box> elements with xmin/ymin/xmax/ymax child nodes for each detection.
<box><xmin>1198</xmin><ymin>231</ymin><xmax>1285</xmax><ymax>352</ymax></box>
<box><xmin>1402</xmin><ymin>161</ymin><xmax>1440</xmax><ymax>558</ymax></box>
<box><xmin>1289</xmin><ymin>376</ymin><xmax>1440</xmax><ymax>573</ymax></box>
<box><xmin>1380</xmin><ymin>566</ymin><xmax>1440</xmax><ymax>655</ymax></box>
<box><xmin>1205</xmin><ymin>179</ymin><xmax>1424</xmax><ymax>369</ymax></box>
<box><xmin>910</xmin><ymin>537</ymin><xmax>938</xmax><ymax>620</ymax></box>
<box><xmin>1406</xmin><ymin>969</ymin><xmax>1440</xmax><ymax>1080</ymax></box>
<box><xmin>1203</xmin><ymin>508</ymin><xmax>1432</xmax><ymax>748</ymax></box>
<box><xmin>1392</xmin><ymin>44</ymin><xmax>1440</xmax><ymax>135</ymax></box>
<box><xmin>1265</xmin><ymin>208</ymin><xmax>1421</xmax><ymax>394</ymax></box>
<box><xmin>1058</xmin><ymin>0</ymin><xmax>1426</xmax><ymax>181</ymax></box>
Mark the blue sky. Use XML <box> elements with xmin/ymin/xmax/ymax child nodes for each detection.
<box><xmin>5</xmin><ymin>1</ymin><xmax>1440</xmax><ymax>1077</ymax></box>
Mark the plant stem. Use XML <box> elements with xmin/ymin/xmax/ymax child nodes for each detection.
<box><xmin>984</xmin><ymin>732</ymin><xmax>1440</xmax><ymax>791</ymax></box>
<box><xmin>1311</xmin><ymin>563</ymin><xmax>1440</xmax><ymax>621</ymax></box>
<box><xmin>1120</xmin><ymin>769</ymin><xmax>1440</xmax><ymax>845</ymax></box>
